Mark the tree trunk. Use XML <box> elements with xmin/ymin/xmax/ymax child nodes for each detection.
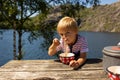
<box><xmin>17</xmin><ymin>30</ymin><xmax>22</xmax><ymax>60</ymax></box>
<box><xmin>13</xmin><ymin>22</ymin><xmax>16</xmax><ymax>60</ymax></box>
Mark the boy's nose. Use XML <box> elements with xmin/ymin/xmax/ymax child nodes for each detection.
<box><xmin>62</xmin><ymin>37</ymin><xmax>67</xmax><ymax>41</ymax></box>
<box><xmin>62</xmin><ymin>34</ymin><xmax>67</xmax><ymax>39</ymax></box>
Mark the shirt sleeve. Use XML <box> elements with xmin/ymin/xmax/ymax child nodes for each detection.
<box><xmin>80</xmin><ymin>37</ymin><xmax>89</xmax><ymax>53</ymax></box>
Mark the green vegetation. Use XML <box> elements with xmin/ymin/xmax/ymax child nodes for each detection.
<box><xmin>79</xmin><ymin>2</ymin><xmax>120</xmax><ymax>32</ymax></box>
<box><xmin>30</xmin><ymin>1</ymin><xmax>120</xmax><ymax>32</ymax></box>
<box><xmin>0</xmin><ymin>0</ymin><xmax>49</xmax><ymax>60</ymax></box>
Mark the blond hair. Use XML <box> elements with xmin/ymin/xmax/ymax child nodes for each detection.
<box><xmin>57</xmin><ymin>16</ymin><xmax>78</xmax><ymax>32</ymax></box>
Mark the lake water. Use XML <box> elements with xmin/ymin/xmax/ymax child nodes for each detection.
<box><xmin>0</xmin><ymin>30</ymin><xmax>120</xmax><ymax>66</ymax></box>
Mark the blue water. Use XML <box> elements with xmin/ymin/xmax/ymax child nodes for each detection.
<box><xmin>0</xmin><ymin>30</ymin><xmax>120</xmax><ymax>66</ymax></box>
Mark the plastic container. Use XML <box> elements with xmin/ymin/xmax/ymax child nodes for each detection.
<box><xmin>102</xmin><ymin>46</ymin><xmax>120</xmax><ymax>71</ymax></box>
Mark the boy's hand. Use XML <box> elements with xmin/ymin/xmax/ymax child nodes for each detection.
<box><xmin>48</xmin><ymin>38</ymin><xmax>60</xmax><ymax>56</ymax></box>
<box><xmin>53</xmin><ymin>38</ymin><xmax>60</xmax><ymax>46</ymax></box>
<box><xmin>69</xmin><ymin>60</ymin><xmax>80</xmax><ymax>69</ymax></box>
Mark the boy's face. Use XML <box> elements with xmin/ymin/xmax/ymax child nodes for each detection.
<box><xmin>58</xmin><ymin>29</ymin><xmax>77</xmax><ymax>45</ymax></box>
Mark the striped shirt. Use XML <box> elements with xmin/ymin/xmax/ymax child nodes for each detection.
<box><xmin>57</xmin><ymin>35</ymin><xmax>89</xmax><ymax>58</ymax></box>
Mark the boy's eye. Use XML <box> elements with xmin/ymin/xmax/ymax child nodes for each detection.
<box><xmin>66</xmin><ymin>32</ymin><xmax>70</xmax><ymax>34</ymax></box>
<box><xmin>66</xmin><ymin>32</ymin><xmax>71</xmax><ymax>36</ymax></box>
<box><xmin>59</xmin><ymin>32</ymin><xmax>71</xmax><ymax>37</ymax></box>
<box><xmin>60</xmin><ymin>34</ymin><xmax>63</xmax><ymax>36</ymax></box>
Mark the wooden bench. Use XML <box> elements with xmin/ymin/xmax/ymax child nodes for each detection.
<box><xmin>0</xmin><ymin>59</ymin><xmax>109</xmax><ymax>80</ymax></box>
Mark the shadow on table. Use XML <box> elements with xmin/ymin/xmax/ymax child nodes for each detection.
<box><xmin>86</xmin><ymin>58</ymin><xmax>102</xmax><ymax>64</ymax></box>
<box><xmin>75</xmin><ymin>58</ymin><xmax>102</xmax><ymax>70</ymax></box>
<box><xmin>54</xmin><ymin>58</ymin><xmax>102</xmax><ymax>70</ymax></box>
<box><xmin>54</xmin><ymin>58</ymin><xmax>102</xmax><ymax>64</ymax></box>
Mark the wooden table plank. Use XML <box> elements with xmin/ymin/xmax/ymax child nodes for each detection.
<box><xmin>0</xmin><ymin>70</ymin><xmax>108</xmax><ymax>80</ymax></box>
<box><xmin>0</xmin><ymin>59</ymin><xmax>103</xmax><ymax>71</ymax></box>
<box><xmin>0</xmin><ymin>59</ymin><xmax>109</xmax><ymax>80</ymax></box>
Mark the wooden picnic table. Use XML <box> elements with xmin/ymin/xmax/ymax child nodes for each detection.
<box><xmin>0</xmin><ymin>59</ymin><xmax>109</xmax><ymax>80</ymax></box>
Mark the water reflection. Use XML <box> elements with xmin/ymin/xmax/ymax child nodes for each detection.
<box><xmin>0</xmin><ymin>30</ymin><xmax>3</xmax><ymax>40</ymax></box>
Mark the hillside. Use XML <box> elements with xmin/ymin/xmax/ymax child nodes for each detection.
<box><xmin>32</xmin><ymin>1</ymin><xmax>120</xmax><ymax>32</ymax></box>
<box><xmin>80</xmin><ymin>1</ymin><xmax>120</xmax><ymax>32</ymax></box>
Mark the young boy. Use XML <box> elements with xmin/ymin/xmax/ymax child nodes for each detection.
<box><xmin>48</xmin><ymin>16</ymin><xmax>88</xmax><ymax>69</ymax></box>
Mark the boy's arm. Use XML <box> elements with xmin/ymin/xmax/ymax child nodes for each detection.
<box><xmin>48</xmin><ymin>44</ymin><xmax>57</xmax><ymax>56</ymax></box>
<box><xmin>48</xmin><ymin>38</ymin><xmax>60</xmax><ymax>56</ymax></box>
<box><xmin>77</xmin><ymin>52</ymin><xmax>86</xmax><ymax>66</ymax></box>
<box><xmin>69</xmin><ymin>52</ymin><xmax>86</xmax><ymax>68</ymax></box>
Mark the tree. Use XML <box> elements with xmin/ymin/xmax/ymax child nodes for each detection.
<box><xmin>0</xmin><ymin>0</ymin><xmax>49</xmax><ymax>60</ymax></box>
<box><xmin>47</xmin><ymin>0</ymin><xmax>100</xmax><ymax>22</ymax></box>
